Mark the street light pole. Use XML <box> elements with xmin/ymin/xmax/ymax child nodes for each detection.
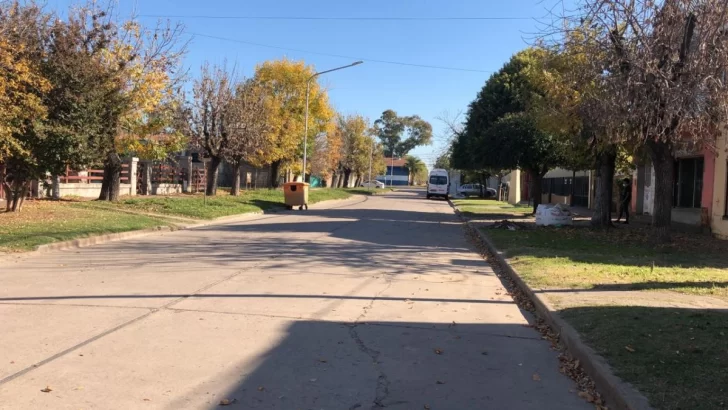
<box><xmin>368</xmin><ymin>138</ymin><xmax>374</xmax><ymax>192</ymax></box>
<box><xmin>303</xmin><ymin>61</ymin><xmax>363</xmax><ymax>183</ymax></box>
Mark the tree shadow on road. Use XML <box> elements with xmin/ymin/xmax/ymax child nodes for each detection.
<box><xmin>157</xmin><ymin>320</ymin><xmax>587</xmax><ymax>410</ymax></box>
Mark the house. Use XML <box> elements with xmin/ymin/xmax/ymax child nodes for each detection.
<box><xmin>376</xmin><ymin>158</ymin><xmax>409</xmax><ymax>186</ymax></box>
<box><xmin>503</xmin><ymin>168</ymin><xmax>594</xmax><ymax>208</ymax></box>
<box><xmin>632</xmin><ymin>144</ymin><xmax>714</xmax><ymax>230</ymax></box>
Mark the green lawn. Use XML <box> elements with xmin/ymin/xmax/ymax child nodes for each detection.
<box><xmin>488</xmin><ymin>227</ymin><xmax>728</xmax><ymax>298</ymax></box>
<box><xmin>0</xmin><ymin>201</ymin><xmax>168</xmax><ymax>251</ymax></box>
<box><xmin>98</xmin><ymin>188</ymin><xmax>353</xmax><ymax>220</ymax></box>
<box><xmin>451</xmin><ymin>199</ymin><xmax>532</xmax><ymax>218</ymax></box>
<box><xmin>561</xmin><ymin>307</ymin><xmax>728</xmax><ymax>410</ymax></box>
<box><xmin>450</xmin><ymin>199</ymin><xmax>728</xmax><ymax>409</ymax></box>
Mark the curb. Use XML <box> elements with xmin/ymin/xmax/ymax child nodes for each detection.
<box><xmin>448</xmin><ymin>201</ymin><xmax>653</xmax><ymax>410</ymax></box>
<box><xmin>34</xmin><ymin>226</ymin><xmax>177</xmax><ymax>253</ymax></box>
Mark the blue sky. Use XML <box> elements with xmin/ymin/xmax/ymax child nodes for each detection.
<box><xmin>54</xmin><ymin>0</ymin><xmax>566</xmax><ymax>168</ymax></box>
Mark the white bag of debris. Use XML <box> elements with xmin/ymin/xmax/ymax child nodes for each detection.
<box><xmin>535</xmin><ymin>203</ymin><xmax>573</xmax><ymax>226</ymax></box>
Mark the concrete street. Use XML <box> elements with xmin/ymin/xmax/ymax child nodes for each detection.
<box><xmin>0</xmin><ymin>189</ymin><xmax>589</xmax><ymax>410</ymax></box>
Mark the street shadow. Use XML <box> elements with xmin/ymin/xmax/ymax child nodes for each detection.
<box><xmin>542</xmin><ymin>281</ymin><xmax>728</xmax><ymax>294</ymax></box>
<box><xmin>160</xmin><ymin>320</ymin><xmax>588</xmax><ymax>410</ymax></box>
<box><xmin>248</xmin><ymin>199</ymin><xmax>285</xmax><ymax>211</ymax></box>
<box><xmin>557</xmin><ymin>306</ymin><xmax>728</xmax><ymax>410</ymax></box>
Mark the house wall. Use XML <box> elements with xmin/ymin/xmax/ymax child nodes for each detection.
<box><xmin>711</xmin><ymin>132</ymin><xmax>728</xmax><ymax>238</ymax></box>
<box><xmin>376</xmin><ymin>165</ymin><xmax>409</xmax><ymax>186</ymax></box>
<box><xmin>637</xmin><ymin>147</ymin><xmax>714</xmax><ymax>228</ymax></box>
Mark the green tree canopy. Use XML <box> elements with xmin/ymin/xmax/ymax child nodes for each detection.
<box><xmin>456</xmin><ymin>48</ymin><xmax>566</xmax><ymax>212</ymax></box>
<box><xmin>373</xmin><ymin>110</ymin><xmax>432</xmax><ymax>158</ymax></box>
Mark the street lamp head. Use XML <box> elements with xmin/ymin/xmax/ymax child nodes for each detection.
<box><xmin>352</xmin><ymin>61</ymin><xmax>364</xmax><ymax>66</ymax></box>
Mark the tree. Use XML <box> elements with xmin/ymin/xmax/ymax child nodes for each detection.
<box><xmin>405</xmin><ymin>155</ymin><xmax>426</xmax><ymax>185</ymax></box>
<box><xmin>221</xmin><ymin>79</ymin><xmax>273</xmax><ymax>196</ymax></box>
<box><xmin>96</xmin><ymin>13</ymin><xmax>186</xmax><ymax>201</ymax></box>
<box><xmin>460</xmin><ymin>49</ymin><xmax>566</xmax><ymax>212</ymax></box>
<box><xmin>571</xmin><ymin>0</ymin><xmax>728</xmax><ymax>241</ymax></box>
<box><xmin>373</xmin><ymin>110</ymin><xmax>433</xmax><ymax>158</ymax></box>
<box><xmin>311</xmin><ymin>119</ymin><xmax>343</xmax><ymax>185</ymax></box>
<box><xmin>253</xmin><ymin>59</ymin><xmax>333</xmax><ymax>186</ymax></box>
<box><xmin>0</xmin><ymin>2</ymin><xmax>50</xmax><ymax>211</ymax></box>
<box><xmin>190</xmin><ymin>63</ymin><xmax>235</xmax><ymax>195</ymax></box>
<box><xmin>334</xmin><ymin>114</ymin><xmax>371</xmax><ymax>187</ymax></box>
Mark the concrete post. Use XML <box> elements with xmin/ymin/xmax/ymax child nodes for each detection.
<box><xmin>129</xmin><ymin>157</ymin><xmax>139</xmax><ymax>196</ymax></box>
<box><xmin>508</xmin><ymin>169</ymin><xmax>521</xmax><ymax>205</ymax></box>
<box><xmin>179</xmin><ymin>156</ymin><xmax>192</xmax><ymax>193</ymax></box>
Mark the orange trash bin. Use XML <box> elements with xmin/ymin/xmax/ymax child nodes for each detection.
<box><xmin>283</xmin><ymin>182</ymin><xmax>309</xmax><ymax>210</ymax></box>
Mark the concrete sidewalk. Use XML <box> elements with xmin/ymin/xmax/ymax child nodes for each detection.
<box><xmin>0</xmin><ymin>189</ymin><xmax>589</xmax><ymax>409</ymax></box>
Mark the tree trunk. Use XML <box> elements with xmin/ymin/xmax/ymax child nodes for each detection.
<box><xmin>52</xmin><ymin>175</ymin><xmax>60</xmax><ymax>200</ymax></box>
<box><xmin>647</xmin><ymin>140</ymin><xmax>674</xmax><ymax>242</ymax></box>
<box><xmin>206</xmin><ymin>156</ymin><xmax>222</xmax><ymax>196</ymax></box>
<box><xmin>99</xmin><ymin>152</ymin><xmax>122</xmax><ymax>201</ymax></box>
<box><xmin>590</xmin><ymin>147</ymin><xmax>617</xmax><ymax>227</ymax></box>
<box><xmin>529</xmin><ymin>169</ymin><xmax>544</xmax><ymax>214</ymax></box>
<box><xmin>270</xmin><ymin>160</ymin><xmax>281</xmax><ymax>188</ymax></box>
<box><xmin>4</xmin><ymin>179</ymin><xmax>29</xmax><ymax>212</ymax></box>
<box><xmin>343</xmin><ymin>169</ymin><xmax>351</xmax><ymax>188</ymax></box>
<box><xmin>3</xmin><ymin>182</ymin><xmax>11</xmax><ymax>211</ymax></box>
<box><xmin>230</xmin><ymin>162</ymin><xmax>242</xmax><ymax>196</ymax></box>
<box><xmin>332</xmin><ymin>173</ymin><xmax>340</xmax><ymax>189</ymax></box>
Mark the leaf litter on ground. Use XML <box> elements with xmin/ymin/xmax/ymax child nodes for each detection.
<box><xmin>463</xmin><ymin>223</ymin><xmax>607</xmax><ymax>409</ymax></box>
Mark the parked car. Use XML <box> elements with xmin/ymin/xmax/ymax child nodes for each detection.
<box><xmin>360</xmin><ymin>180</ymin><xmax>385</xmax><ymax>189</ymax></box>
<box><xmin>457</xmin><ymin>184</ymin><xmax>496</xmax><ymax>198</ymax></box>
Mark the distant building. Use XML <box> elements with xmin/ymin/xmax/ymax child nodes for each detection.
<box><xmin>376</xmin><ymin>158</ymin><xmax>409</xmax><ymax>186</ymax></box>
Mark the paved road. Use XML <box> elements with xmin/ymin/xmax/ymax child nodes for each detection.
<box><xmin>0</xmin><ymin>189</ymin><xmax>589</xmax><ymax>410</ymax></box>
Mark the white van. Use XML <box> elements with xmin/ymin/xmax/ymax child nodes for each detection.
<box><xmin>426</xmin><ymin>169</ymin><xmax>450</xmax><ymax>200</ymax></box>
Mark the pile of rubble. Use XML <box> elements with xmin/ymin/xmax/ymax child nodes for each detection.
<box><xmin>489</xmin><ymin>219</ymin><xmax>527</xmax><ymax>231</ymax></box>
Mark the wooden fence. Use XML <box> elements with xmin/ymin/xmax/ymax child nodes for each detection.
<box><xmin>60</xmin><ymin>164</ymin><xmax>130</xmax><ymax>184</ymax></box>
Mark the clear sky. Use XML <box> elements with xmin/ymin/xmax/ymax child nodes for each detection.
<box><xmin>53</xmin><ymin>0</ymin><xmax>567</xmax><ymax>168</ymax></box>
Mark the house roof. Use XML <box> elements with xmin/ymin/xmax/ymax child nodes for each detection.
<box><xmin>384</xmin><ymin>158</ymin><xmax>407</xmax><ymax>167</ymax></box>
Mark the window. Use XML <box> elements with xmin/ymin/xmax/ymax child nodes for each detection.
<box><xmin>674</xmin><ymin>157</ymin><xmax>704</xmax><ymax>208</ymax></box>
<box><xmin>429</xmin><ymin>176</ymin><xmax>448</xmax><ymax>185</ymax></box>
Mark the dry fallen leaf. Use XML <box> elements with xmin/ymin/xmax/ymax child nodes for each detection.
<box><xmin>436</xmin><ymin>380</ymin><xmax>445</xmax><ymax>385</ymax></box>
<box><xmin>578</xmin><ymin>391</ymin><xmax>596</xmax><ymax>403</ymax></box>
<box><xmin>318</xmin><ymin>358</ymin><xmax>327</xmax><ymax>363</ymax></box>
<box><xmin>143</xmin><ymin>398</ymin><xmax>151</xmax><ymax>402</ymax></box>
<box><xmin>532</xmin><ymin>373</ymin><xmax>541</xmax><ymax>381</ymax></box>
<box><xmin>625</xmin><ymin>345</ymin><xmax>636</xmax><ymax>353</ymax></box>
<box><xmin>257</xmin><ymin>386</ymin><xmax>265</xmax><ymax>392</ymax></box>
<box><xmin>424</xmin><ymin>405</ymin><xmax>431</xmax><ymax>410</ymax></box>
<box><xmin>40</xmin><ymin>386</ymin><xmax>52</xmax><ymax>393</ymax></box>
<box><xmin>219</xmin><ymin>398</ymin><xmax>237</xmax><ymax>405</ymax></box>
<box><xmin>434</xmin><ymin>348</ymin><xmax>443</xmax><ymax>355</ymax></box>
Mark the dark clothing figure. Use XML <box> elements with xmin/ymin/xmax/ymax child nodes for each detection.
<box><xmin>616</xmin><ymin>178</ymin><xmax>632</xmax><ymax>224</ymax></box>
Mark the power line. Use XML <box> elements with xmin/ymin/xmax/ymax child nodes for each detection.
<box><xmin>187</xmin><ymin>32</ymin><xmax>493</xmax><ymax>74</ymax></box>
<box><xmin>141</xmin><ymin>14</ymin><xmax>533</xmax><ymax>21</ymax></box>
